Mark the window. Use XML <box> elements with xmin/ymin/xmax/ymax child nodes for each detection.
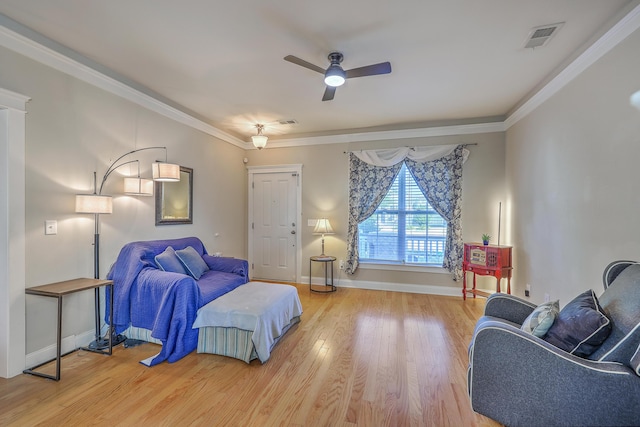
<box><xmin>358</xmin><ymin>163</ymin><xmax>447</xmax><ymax>265</ymax></box>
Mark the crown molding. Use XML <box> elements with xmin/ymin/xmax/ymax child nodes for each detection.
<box><xmin>3</xmin><ymin>4</ymin><xmax>639</xmax><ymax>148</ymax></box>
<box><xmin>0</xmin><ymin>20</ymin><xmax>248</xmax><ymax>148</ymax></box>
<box><xmin>0</xmin><ymin>88</ymin><xmax>30</xmax><ymax>111</ymax></box>
<box><xmin>505</xmin><ymin>3</ymin><xmax>640</xmax><ymax>129</ymax></box>
<box><xmin>258</xmin><ymin>122</ymin><xmax>506</xmax><ymax>149</ymax></box>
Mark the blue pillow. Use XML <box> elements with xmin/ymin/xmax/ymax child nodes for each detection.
<box><xmin>543</xmin><ymin>289</ymin><xmax>611</xmax><ymax>357</ymax></box>
<box><xmin>155</xmin><ymin>246</ymin><xmax>188</xmax><ymax>275</ymax></box>
<box><xmin>521</xmin><ymin>300</ymin><xmax>559</xmax><ymax>337</ymax></box>
<box><xmin>631</xmin><ymin>344</ymin><xmax>640</xmax><ymax>376</ymax></box>
<box><xmin>175</xmin><ymin>246</ymin><xmax>209</xmax><ymax>280</ymax></box>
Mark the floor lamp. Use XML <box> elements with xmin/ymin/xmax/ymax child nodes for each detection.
<box><xmin>75</xmin><ymin>146</ymin><xmax>180</xmax><ymax>350</ymax></box>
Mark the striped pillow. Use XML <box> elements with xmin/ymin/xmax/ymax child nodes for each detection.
<box><xmin>521</xmin><ymin>300</ymin><xmax>559</xmax><ymax>337</ymax></box>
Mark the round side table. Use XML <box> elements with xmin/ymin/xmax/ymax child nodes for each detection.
<box><xmin>309</xmin><ymin>255</ymin><xmax>336</xmax><ymax>293</ymax></box>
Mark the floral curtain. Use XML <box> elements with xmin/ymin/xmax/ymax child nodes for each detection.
<box><xmin>405</xmin><ymin>145</ymin><xmax>465</xmax><ymax>280</ymax></box>
<box><xmin>345</xmin><ymin>153</ymin><xmax>402</xmax><ymax>274</ymax></box>
<box><xmin>346</xmin><ymin>145</ymin><xmax>467</xmax><ymax>279</ymax></box>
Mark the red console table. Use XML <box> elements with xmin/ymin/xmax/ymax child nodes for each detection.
<box><xmin>462</xmin><ymin>243</ymin><xmax>512</xmax><ymax>300</ymax></box>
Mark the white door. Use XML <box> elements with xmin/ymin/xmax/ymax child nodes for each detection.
<box><xmin>250</xmin><ymin>171</ymin><xmax>298</xmax><ymax>282</ymax></box>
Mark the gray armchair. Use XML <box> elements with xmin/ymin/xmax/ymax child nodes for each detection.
<box><xmin>467</xmin><ymin>260</ymin><xmax>640</xmax><ymax>427</ymax></box>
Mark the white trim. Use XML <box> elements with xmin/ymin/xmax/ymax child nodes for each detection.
<box><xmin>24</xmin><ymin>330</ymin><xmax>94</xmax><ymax>370</ymax></box>
<box><xmin>305</xmin><ymin>274</ymin><xmax>480</xmax><ymax>297</ymax></box>
<box><xmin>0</xmin><ymin>88</ymin><xmax>28</xmax><ymax>378</ymax></box>
<box><xmin>246</xmin><ymin>164</ymin><xmax>303</xmax><ymax>174</ymax></box>
<box><xmin>1</xmin><ymin>5</ymin><xmax>639</xmax><ymax>147</ymax></box>
<box><xmin>505</xmin><ymin>4</ymin><xmax>640</xmax><ymax>129</ymax></box>
<box><xmin>265</xmin><ymin>122</ymin><xmax>506</xmax><ymax>148</ymax></box>
<box><xmin>632</xmin><ymin>343</ymin><xmax>640</xmax><ymax>376</ymax></box>
<box><xmin>358</xmin><ymin>262</ymin><xmax>450</xmax><ymax>274</ymax></box>
<box><xmin>598</xmin><ymin>322</ymin><xmax>640</xmax><ymax>362</ymax></box>
<box><xmin>0</xmin><ymin>88</ymin><xmax>30</xmax><ymax>112</ymax></box>
<box><xmin>0</xmin><ymin>23</ymin><xmax>248</xmax><ymax>149</ymax></box>
<box><xmin>470</xmin><ymin>322</ymin><xmax>632</xmax><ymax>376</ymax></box>
<box><xmin>247</xmin><ymin>164</ymin><xmax>303</xmax><ymax>283</ymax></box>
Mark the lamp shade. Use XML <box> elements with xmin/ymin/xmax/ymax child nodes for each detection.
<box><xmin>124</xmin><ymin>177</ymin><xmax>153</xmax><ymax>196</ymax></box>
<box><xmin>252</xmin><ymin>135</ymin><xmax>268</xmax><ymax>150</ymax></box>
<box><xmin>313</xmin><ymin>218</ymin><xmax>334</xmax><ymax>235</ymax></box>
<box><xmin>75</xmin><ymin>194</ymin><xmax>113</xmax><ymax>214</ymax></box>
<box><xmin>152</xmin><ymin>162</ymin><xmax>180</xmax><ymax>182</ymax></box>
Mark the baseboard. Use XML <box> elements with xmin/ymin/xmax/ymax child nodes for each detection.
<box><xmin>25</xmin><ymin>330</ymin><xmax>94</xmax><ymax>369</ymax></box>
<box><xmin>305</xmin><ymin>275</ymin><xmax>470</xmax><ymax>297</ymax></box>
<box><xmin>305</xmin><ymin>275</ymin><xmax>498</xmax><ymax>298</ymax></box>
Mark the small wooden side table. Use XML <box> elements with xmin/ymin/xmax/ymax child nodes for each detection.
<box><xmin>309</xmin><ymin>255</ymin><xmax>337</xmax><ymax>293</ymax></box>
<box><xmin>462</xmin><ymin>243</ymin><xmax>513</xmax><ymax>300</ymax></box>
<box><xmin>24</xmin><ymin>278</ymin><xmax>114</xmax><ymax>381</ymax></box>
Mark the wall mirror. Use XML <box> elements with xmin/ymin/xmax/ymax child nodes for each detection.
<box><xmin>155</xmin><ymin>166</ymin><xmax>193</xmax><ymax>225</ymax></box>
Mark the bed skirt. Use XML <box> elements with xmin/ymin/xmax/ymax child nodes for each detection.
<box><xmin>197</xmin><ymin>315</ymin><xmax>300</xmax><ymax>363</ymax></box>
<box><xmin>123</xmin><ymin>325</ymin><xmax>162</xmax><ymax>345</ymax></box>
<box><xmin>122</xmin><ymin>316</ymin><xmax>300</xmax><ymax>363</ymax></box>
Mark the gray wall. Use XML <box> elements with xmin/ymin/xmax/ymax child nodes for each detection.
<box><xmin>246</xmin><ymin>132</ymin><xmax>506</xmax><ymax>294</ymax></box>
<box><xmin>0</xmin><ymin>45</ymin><xmax>248</xmax><ymax>354</ymax></box>
<box><xmin>506</xmin><ymin>27</ymin><xmax>640</xmax><ymax>305</ymax></box>
<box><xmin>1</xmin><ymin>38</ymin><xmax>507</xmax><ymax>365</ymax></box>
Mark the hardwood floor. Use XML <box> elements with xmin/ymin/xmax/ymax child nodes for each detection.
<box><xmin>0</xmin><ymin>284</ymin><xmax>500</xmax><ymax>427</ymax></box>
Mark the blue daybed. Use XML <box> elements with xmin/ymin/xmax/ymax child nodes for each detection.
<box><xmin>106</xmin><ymin>237</ymin><xmax>248</xmax><ymax>366</ymax></box>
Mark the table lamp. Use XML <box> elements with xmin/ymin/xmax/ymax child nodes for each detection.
<box><xmin>313</xmin><ymin>218</ymin><xmax>334</xmax><ymax>256</ymax></box>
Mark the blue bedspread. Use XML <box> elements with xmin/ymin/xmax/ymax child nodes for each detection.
<box><xmin>106</xmin><ymin>237</ymin><xmax>248</xmax><ymax>366</ymax></box>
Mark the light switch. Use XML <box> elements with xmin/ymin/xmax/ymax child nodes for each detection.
<box><xmin>45</xmin><ymin>220</ymin><xmax>57</xmax><ymax>235</ymax></box>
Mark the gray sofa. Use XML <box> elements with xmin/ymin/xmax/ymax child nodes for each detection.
<box><xmin>467</xmin><ymin>260</ymin><xmax>640</xmax><ymax>427</ymax></box>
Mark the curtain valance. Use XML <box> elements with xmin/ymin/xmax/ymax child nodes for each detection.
<box><xmin>351</xmin><ymin>145</ymin><xmax>469</xmax><ymax>167</ymax></box>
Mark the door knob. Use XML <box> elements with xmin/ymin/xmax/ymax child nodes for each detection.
<box><xmin>291</xmin><ymin>230</ymin><xmax>296</xmax><ymax>234</ymax></box>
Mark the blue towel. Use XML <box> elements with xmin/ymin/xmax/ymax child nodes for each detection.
<box><xmin>106</xmin><ymin>237</ymin><xmax>207</xmax><ymax>365</ymax></box>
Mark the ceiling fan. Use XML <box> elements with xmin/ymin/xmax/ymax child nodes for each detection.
<box><xmin>284</xmin><ymin>52</ymin><xmax>392</xmax><ymax>101</ymax></box>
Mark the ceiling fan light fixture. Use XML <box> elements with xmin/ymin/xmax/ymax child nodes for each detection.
<box><xmin>252</xmin><ymin>124</ymin><xmax>268</xmax><ymax>149</ymax></box>
<box><xmin>324</xmin><ymin>65</ymin><xmax>346</xmax><ymax>87</ymax></box>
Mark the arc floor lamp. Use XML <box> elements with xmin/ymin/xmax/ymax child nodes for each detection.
<box><xmin>75</xmin><ymin>146</ymin><xmax>180</xmax><ymax>350</ymax></box>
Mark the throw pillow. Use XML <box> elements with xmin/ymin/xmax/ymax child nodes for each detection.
<box><xmin>543</xmin><ymin>289</ymin><xmax>612</xmax><ymax>357</ymax></box>
<box><xmin>521</xmin><ymin>300</ymin><xmax>559</xmax><ymax>337</ymax></box>
<box><xmin>175</xmin><ymin>246</ymin><xmax>209</xmax><ymax>280</ymax></box>
<box><xmin>631</xmin><ymin>344</ymin><xmax>640</xmax><ymax>376</ymax></box>
<box><xmin>155</xmin><ymin>246</ymin><xmax>188</xmax><ymax>275</ymax></box>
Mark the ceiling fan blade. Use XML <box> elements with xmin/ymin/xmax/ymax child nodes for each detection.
<box><xmin>284</xmin><ymin>55</ymin><xmax>326</xmax><ymax>74</ymax></box>
<box><xmin>345</xmin><ymin>62</ymin><xmax>392</xmax><ymax>79</ymax></box>
<box><xmin>322</xmin><ymin>86</ymin><xmax>336</xmax><ymax>101</ymax></box>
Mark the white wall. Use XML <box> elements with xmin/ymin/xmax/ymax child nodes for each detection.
<box><xmin>506</xmin><ymin>27</ymin><xmax>640</xmax><ymax>305</ymax></box>
<box><xmin>0</xmin><ymin>44</ymin><xmax>248</xmax><ymax>370</ymax></box>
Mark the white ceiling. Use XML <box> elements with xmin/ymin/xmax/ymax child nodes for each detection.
<box><xmin>0</xmin><ymin>1</ymin><xmax>636</xmax><ymax>144</ymax></box>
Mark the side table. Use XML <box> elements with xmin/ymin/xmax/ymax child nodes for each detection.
<box><xmin>309</xmin><ymin>255</ymin><xmax>336</xmax><ymax>293</ymax></box>
<box><xmin>462</xmin><ymin>243</ymin><xmax>513</xmax><ymax>300</ymax></box>
<box><xmin>24</xmin><ymin>278</ymin><xmax>114</xmax><ymax>381</ymax></box>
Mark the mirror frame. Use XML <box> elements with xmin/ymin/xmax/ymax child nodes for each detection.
<box><xmin>155</xmin><ymin>166</ymin><xmax>193</xmax><ymax>225</ymax></box>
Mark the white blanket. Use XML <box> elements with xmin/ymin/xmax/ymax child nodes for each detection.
<box><xmin>192</xmin><ymin>282</ymin><xmax>303</xmax><ymax>362</ymax></box>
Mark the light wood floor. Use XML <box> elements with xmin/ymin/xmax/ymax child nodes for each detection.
<box><xmin>0</xmin><ymin>284</ymin><xmax>499</xmax><ymax>427</ymax></box>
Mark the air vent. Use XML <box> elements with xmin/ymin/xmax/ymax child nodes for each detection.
<box><xmin>277</xmin><ymin>119</ymin><xmax>298</xmax><ymax>126</ymax></box>
<box><xmin>523</xmin><ymin>22</ymin><xmax>564</xmax><ymax>49</ymax></box>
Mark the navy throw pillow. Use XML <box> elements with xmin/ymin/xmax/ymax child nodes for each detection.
<box><xmin>543</xmin><ymin>289</ymin><xmax>611</xmax><ymax>357</ymax></box>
